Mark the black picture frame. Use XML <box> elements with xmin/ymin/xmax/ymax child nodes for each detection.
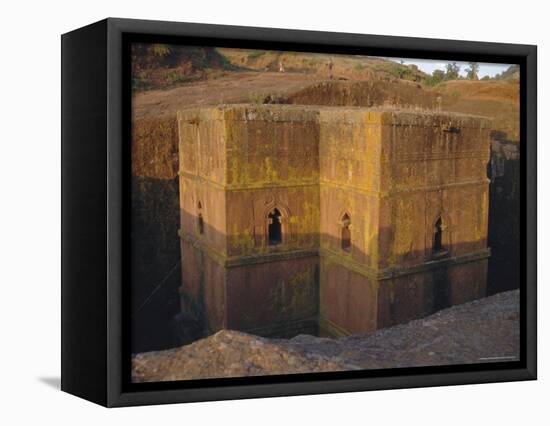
<box><xmin>61</xmin><ymin>17</ymin><xmax>537</xmax><ymax>407</ymax></box>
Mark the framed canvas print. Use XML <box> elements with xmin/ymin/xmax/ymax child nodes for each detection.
<box><xmin>61</xmin><ymin>18</ymin><xmax>537</xmax><ymax>407</ymax></box>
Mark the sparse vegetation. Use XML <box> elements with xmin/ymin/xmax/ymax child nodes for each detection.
<box><xmin>219</xmin><ymin>55</ymin><xmax>234</xmax><ymax>70</ymax></box>
<box><xmin>249</xmin><ymin>92</ymin><xmax>284</xmax><ymax>105</ymax></box>
<box><xmin>205</xmin><ymin>69</ymin><xmax>225</xmax><ymax>80</ymax></box>
<box><xmin>150</xmin><ymin>44</ymin><xmax>171</xmax><ymax>57</ymax></box>
<box><xmin>247</xmin><ymin>51</ymin><xmax>266</xmax><ymax>60</ymax></box>
<box><xmin>306</xmin><ymin>58</ymin><xmax>321</xmax><ymax>66</ymax></box>
<box><xmin>132</xmin><ymin>78</ymin><xmax>150</xmax><ymax>90</ymax></box>
<box><xmin>131</xmin><ymin>44</ymin><xmax>236</xmax><ymax>91</ymax></box>
<box><xmin>166</xmin><ymin>70</ymin><xmax>190</xmax><ymax>85</ymax></box>
<box><xmin>132</xmin><ymin>71</ymin><xmax>152</xmax><ymax>90</ymax></box>
<box><xmin>249</xmin><ymin>92</ymin><xmax>265</xmax><ymax>104</ymax></box>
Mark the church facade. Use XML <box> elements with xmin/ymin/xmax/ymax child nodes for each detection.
<box><xmin>177</xmin><ymin>104</ymin><xmax>491</xmax><ymax>338</ymax></box>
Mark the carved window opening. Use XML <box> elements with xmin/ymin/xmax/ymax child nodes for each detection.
<box><xmin>268</xmin><ymin>208</ymin><xmax>282</xmax><ymax>245</ymax></box>
<box><xmin>341</xmin><ymin>213</ymin><xmax>351</xmax><ymax>252</ymax></box>
<box><xmin>197</xmin><ymin>202</ymin><xmax>204</xmax><ymax>235</ymax></box>
<box><xmin>433</xmin><ymin>216</ymin><xmax>443</xmax><ymax>253</ymax></box>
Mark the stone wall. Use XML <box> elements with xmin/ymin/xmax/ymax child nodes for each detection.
<box><xmin>487</xmin><ymin>136</ymin><xmax>520</xmax><ymax>294</ymax></box>
<box><xmin>319</xmin><ymin>257</ymin><xmax>379</xmax><ymax>336</ymax></box>
<box><xmin>286</xmin><ymin>79</ymin><xmax>520</xmax><ymax>297</ymax></box>
<box><xmin>131</xmin><ymin>116</ymin><xmax>181</xmax><ymax>353</ymax></box>
<box><xmin>378</xmin><ymin>111</ymin><xmax>491</xmax><ymax>268</ymax></box>
<box><xmin>319</xmin><ymin>109</ymin><xmax>382</xmax><ymax>269</ymax></box>
<box><xmin>317</xmin><ymin>108</ymin><xmax>491</xmax><ymax>336</ymax></box>
<box><xmin>131</xmin><ymin>81</ymin><xmax>515</xmax><ymax>352</ymax></box>
<box><xmin>178</xmin><ymin>105</ymin><xmax>322</xmax><ymax>339</ymax></box>
<box><xmin>176</xmin><ymin>104</ymin><xmax>492</xmax><ymax>339</ymax></box>
<box><xmin>226</xmin><ymin>256</ymin><xmax>319</xmax><ymax>337</ymax></box>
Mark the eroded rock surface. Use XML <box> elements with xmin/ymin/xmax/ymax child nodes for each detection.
<box><xmin>132</xmin><ymin>290</ymin><xmax>519</xmax><ymax>383</ymax></box>
<box><xmin>132</xmin><ymin>329</ymin><xmax>357</xmax><ymax>383</ymax></box>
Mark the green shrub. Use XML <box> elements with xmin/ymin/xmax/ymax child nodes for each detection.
<box><xmin>132</xmin><ymin>71</ymin><xmax>151</xmax><ymax>90</ymax></box>
<box><xmin>150</xmin><ymin>44</ymin><xmax>171</xmax><ymax>58</ymax></box>
<box><xmin>166</xmin><ymin>70</ymin><xmax>189</xmax><ymax>85</ymax></box>
<box><xmin>132</xmin><ymin>78</ymin><xmax>150</xmax><ymax>90</ymax></box>
<box><xmin>219</xmin><ymin>55</ymin><xmax>233</xmax><ymax>70</ymax></box>
<box><xmin>387</xmin><ymin>63</ymin><xmax>416</xmax><ymax>80</ymax></box>
<box><xmin>423</xmin><ymin>69</ymin><xmax>446</xmax><ymax>86</ymax></box>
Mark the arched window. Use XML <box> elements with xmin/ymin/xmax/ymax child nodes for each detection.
<box><xmin>268</xmin><ymin>208</ymin><xmax>282</xmax><ymax>245</ymax></box>
<box><xmin>433</xmin><ymin>216</ymin><xmax>443</xmax><ymax>253</ymax></box>
<box><xmin>198</xmin><ymin>214</ymin><xmax>204</xmax><ymax>235</ymax></box>
<box><xmin>197</xmin><ymin>201</ymin><xmax>204</xmax><ymax>235</ymax></box>
<box><xmin>341</xmin><ymin>213</ymin><xmax>351</xmax><ymax>252</ymax></box>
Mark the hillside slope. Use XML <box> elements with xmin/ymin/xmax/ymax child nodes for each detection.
<box><xmin>218</xmin><ymin>48</ymin><xmax>427</xmax><ymax>82</ymax></box>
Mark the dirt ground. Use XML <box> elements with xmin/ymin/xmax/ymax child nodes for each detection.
<box><xmin>132</xmin><ymin>290</ymin><xmax>519</xmax><ymax>382</ymax></box>
<box><xmin>133</xmin><ymin>68</ymin><xmax>519</xmax><ymax>141</ymax></box>
<box><xmin>132</xmin><ymin>71</ymin><xmax>325</xmax><ymax>120</ymax></box>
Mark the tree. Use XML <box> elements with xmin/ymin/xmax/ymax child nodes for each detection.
<box><xmin>432</xmin><ymin>69</ymin><xmax>445</xmax><ymax>83</ymax></box>
<box><xmin>424</xmin><ymin>69</ymin><xmax>446</xmax><ymax>86</ymax></box>
<box><xmin>445</xmin><ymin>62</ymin><xmax>460</xmax><ymax>80</ymax></box>
<box><xmin>494</xmin><ymin>64</ymin><xmax>520</xmax><ymax>80</ymax></box>
<box><xmin>466</xmin><ymin>62</ymin><xmax>480</xmax><ymax>80</ymax></box>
